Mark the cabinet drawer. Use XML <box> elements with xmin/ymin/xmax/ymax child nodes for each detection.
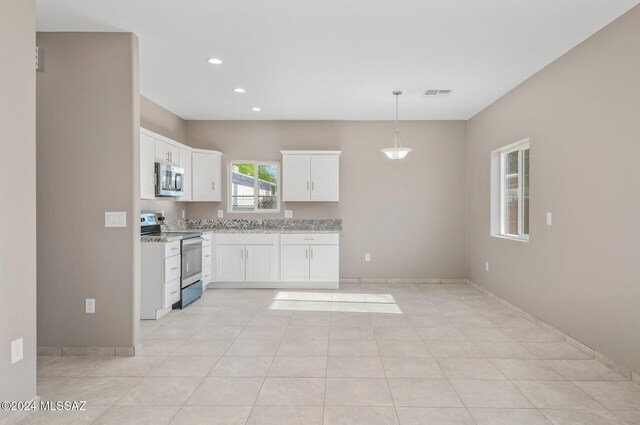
<box><xmin>164</xmin><ymin>279</ymin><xmax>180</xmax><ymax>308</ymax></box>
<box><xmin>202</xmin><ymin>246</ymin><xmax>212</xmax><ymax>267</ymax></box>
<box><xmin>164</xmin><ymin>241</ymin><xmax>181</xmax><ymax>257</ymax></box>
<box><xmin>216</xmin><ymin>233</ymin><xmax>278</xmax><ymax>245</ymax></box>
<box><xmin>202</xmin><ymin>263</ymin><xmax>212</xmax><ymax>284</ymax></box>
<box><xmin>281</xmin><ymin>233</ymin><xmax>339</xmax><ymax>245</ymax></box>
<box><xmin>164</xmin><ymin>255</ymin><xmax>181</xmax><ymax>282</ymax></box>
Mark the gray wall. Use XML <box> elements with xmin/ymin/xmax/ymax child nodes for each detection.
<box><xmin>140</xmin><ymin>95</ymin><xmax>187</xmax><ymax>219</ymax></box>
<box><xmin>187</xmin><ymin>120</ymin><xmax>467</xmax><ymax>279</ymax></box>
<box><xmin>466</xmin><ymin>6</ymin><xmax>640</xmax><ymax>374</ymax></box>
<box><xmin>140</xmin><ymin>95</ymin><xmax>187</xmax><ymax>143</ymax></box>
<box><xmin>0</xmin><ymin>0</ymin><xmax>37</xmax><ymax>409</ymax></box>
<box><xmin>36</xmin><ymin>32</ymin><xmax>140</xmax><ymax>349</ymax></box>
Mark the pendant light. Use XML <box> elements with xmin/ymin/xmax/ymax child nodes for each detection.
<box><xmin>381</xmin><ymin>90</ymin><xmax>412</xmax><ymax>160</ymax></box>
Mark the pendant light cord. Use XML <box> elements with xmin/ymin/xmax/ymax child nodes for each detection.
<box><xmin>394</xmin><ymin>93</ymin><xmax>401</xmax><ymax>148</ymax></box>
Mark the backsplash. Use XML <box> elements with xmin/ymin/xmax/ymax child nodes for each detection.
<box><xmin>161</xmin><ymin>218</ymin><xmax>342</xmax><ymax>232</ymax></box>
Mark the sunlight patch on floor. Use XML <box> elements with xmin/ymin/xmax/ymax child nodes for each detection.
<box><xmin>269</xmin><ymin>292</ymin><xmax>403</xmax><ymax>314</ymax></box>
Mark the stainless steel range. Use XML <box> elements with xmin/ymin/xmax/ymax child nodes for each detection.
<box><xmin>140</xmin><ymin>213</ymin><xmax>203</xmax><ymax>308</ymax></box>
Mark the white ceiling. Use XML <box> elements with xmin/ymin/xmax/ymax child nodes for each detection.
<box><xmin>36</xmin><ymin>0</ymin><xmax>639</xmax><ymax>120</ymax></box>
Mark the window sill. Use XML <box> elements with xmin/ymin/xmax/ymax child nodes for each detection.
<box><xmin>491</xmin><ymin>234</ymin><xmax>529</xmax><ymax>243</ymax></box>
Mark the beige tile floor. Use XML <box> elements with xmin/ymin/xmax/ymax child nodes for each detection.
<box><xmin>25</xmin><ymin>282</ymin><xmax>640</xmax><ymax>425</ymax></box>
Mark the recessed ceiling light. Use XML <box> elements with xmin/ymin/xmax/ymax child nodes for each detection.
<box><xmin>206</xmin><ymin>57</ymin><xmax>222</xmax><ymax>65</ymax></box>
<box><xmin>233</xmin><ymin>88</ymin><xmax>246</xmax><ymax>93</ymax></box>
<box><xmin>251</xmin><ymin>107</ymin><xmax>261</xmax><ymax>112</ymax></box>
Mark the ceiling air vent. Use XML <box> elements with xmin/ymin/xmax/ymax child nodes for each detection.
<box><xmin>424</xmin><ymin>89</ymin><xmax>452</xmax><ymax>97</ymax></box>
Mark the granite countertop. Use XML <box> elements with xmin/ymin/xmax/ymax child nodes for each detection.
<box><xmin>141</xmin><ymin>219</ymin><xmax>341</xmax><ymax>242</ymax></box>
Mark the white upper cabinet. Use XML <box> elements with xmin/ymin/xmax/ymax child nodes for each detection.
<box><xmin>178</xmin><ymin>147</ymin><xmax>192</xmax><ymax>201</ymax></box>
<box><xmin>281</xmin><ymin>151</ymin><xmax>341</xmax><ymax>202</ymax></box>
<box><xmin>140</xmin><ymin>133</ymin><xmax>156</xmax><ymax>200</ymax></box>
<box><xmin>140</xmin><ymin>128</ymin><xmax>222</xmax><ymax>201</ymax></box>
<box><xmin>192</xmin><ymin>150</ymin><xmax>222</xmax><ymax>202</ymax></box>
<box><xmin>310</xmin><ymin>154</ymin><xmax>340</xmax><ymax>201</ymax></box>
<box><xmin>282</xmin><ymin>154</ymin><xmax>311</xmax><ymax>201</ymax></box>
<box><xmin>155</xmin><ymin>139</ymin><xmax>180</xmax><ymax>165</ymax></box>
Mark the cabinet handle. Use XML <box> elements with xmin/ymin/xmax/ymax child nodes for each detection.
<box><xmin>312</xmin><ymin>182</ymin><xmax>315</xmax><ymax>191</ymax></box>
<box><xmin>170</xmin><ymin>266</ymin><xmax>178</xmax><ymax>271</ymax></box>
<box><xmin>246</xmin><ymin>248</ymin><xmax>249</xmax><ymax>260</ymax></box>
<box><xmin>212</xmin><ymin>181</ymin><xmax>215</xmax><ymax>190</ymax></box>
<box><xmin>240</xmin><ymin>249</ymin><xmax>244</xmax><ymax>259</ymax></box>
<box><xmin>306</xmin><ymin>181</ymin><xmax>310</xmax><ymax>191</ymax></box>
<box><xmin>204</xmin><ymin>254</ymin><xmax>210</xmax><ymax>258</ymax></box>
<box><xmin>305</xmin><ymin>249</ymin><xmax>308</xmax><ymax>259</ymax></box>
<box><xmin>310</xmin><ymin>248</ymin><xmax>313</xmax><ymax>259</ymax></box>
<box><xmin>170</xmin><ymin>290</ymin><xmax>178</xmax><ymax>295</ymax></box>
<box><xmin>170</xmin><ymin>247</ymin><xmax>179</xmax><ymax>251</ymax></box>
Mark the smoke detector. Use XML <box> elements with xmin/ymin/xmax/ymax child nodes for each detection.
<box><xmin>424</xmin><ymin>89</ymin><xmax>452</xmax><ymax>97</ymax></box>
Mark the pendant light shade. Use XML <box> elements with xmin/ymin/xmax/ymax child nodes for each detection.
<box><xmin>381</xmin><ymin>90</ymin><xmax>412</xmax><ymax>160</ymax></box>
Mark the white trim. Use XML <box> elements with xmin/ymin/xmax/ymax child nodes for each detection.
<box><xmin>492</xmin><ymin>138</ymin><xmax>530</xmax><ymax>241</ymax></box>
<box><xmin>227</xmin><ymin>160</ymin><xmax>281</xmax><ymax>214</ymax></box>
<box><xmin>466</xmin><ymin>279</ymin><xmax>635</xmax><ymax>382</ymax></box>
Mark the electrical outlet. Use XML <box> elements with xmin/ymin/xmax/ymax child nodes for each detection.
<box><xmin>217</xmin><ymin>210</ymin><xmax>223</xmax><ymax>218</ymax></box>
<box><xmin>181</xmin><ymin>210</ymin><xmax>186</xmax><ymax>219</ymax></box>
<box><xmin>85</xmin><ymin>298</ymin><xmax>95</xmax><ymax>314</ymax></box>
<box><xmin>365</xmin><ymin>253</ymin><xmax>371</xmax><ymax>262</ymax></box>
<box><xmin>11</xmin><ymin>338</ymin><xmax>23</xmax><ymax>364</ymax></box>
<box><xmin>284</xmin><ymin>210</ymin><xmax>293</xmax><ymax>218</ymax></box>
<box><xmin>485</xmin><ymin>261</ymin><xmax>489</xmax><ymax>271</ymax></box>
<box><xmin>546</xmin><ymin>212</ymin><xmax>553</xmax><ymax>226</ymax></box>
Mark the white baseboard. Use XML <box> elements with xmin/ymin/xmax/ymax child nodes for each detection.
<box><xmin>340</xmin><ymin>278</ymin><xmax>467</xmax><ymax>284</ymax></box>
<box><xmin>466</xmin><ymin>279</ymin><xmax>637</xmax><ymax>382</ymax></box>
<box><xmin>209</xmin><ymin>281</ymin><xmax>339</xmax><ymax>289</ymax></box>
<box><xmin>37</xmin><ymin>346</ymin><xmax>134</xmax><ymax>357</ymax></box>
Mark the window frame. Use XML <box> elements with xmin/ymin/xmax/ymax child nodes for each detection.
<box><xmin>227</xmin><ymin>160</ymin><xmax>281</xmax><ymax>214</ymax></box>
<box><xmin>491</xmin><ymin>139</ymin><xmax>530</xmax><ymax>242</ymax></box>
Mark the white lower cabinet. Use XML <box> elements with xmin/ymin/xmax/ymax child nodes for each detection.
<box><xmin>281</xmin><ymin>243</ymin><xmax>339</xmax><ymax>283</ymax></box>
<box><xmin>280</xmin><ymin>233</ymin><xmax>339</xmax><ymax>284</ymax></box>
<box><xmin>216</xmin><ymin>245</ymin><xmax>246</xmax><ymax>282</ymax></box>
<box><xmin>309</xmin><ymin>245</ymin><xmax>340</xmax><ymax>282</ymax></box>
<box><xmin>246</xmin><ymin>245</ymin><xmax>277</xmax><ymax>282</ymax></box>
<box><xmin>141</xmin><ymin>241</ymin><xmax>182</xmax><ymax>320</ymax></box>
<box><xmin>201</xmin><ymin>232</ymin><xmax>213</xmax><ymax>288</ymax></box>
<box><xmin>212</xmin><ymin>232</ymin><xmax>338</xmax><ymax>288</ymax></box>
<box><xmin>280</xmin><ymin>245</ymin><xmax>310</xmax><ymax>282</ymax></box>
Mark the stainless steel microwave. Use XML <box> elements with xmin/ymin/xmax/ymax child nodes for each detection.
<box><xmin>155</xmin><ymin>162</ymin><xmax>184</xmax><ymax>197</ymax></box>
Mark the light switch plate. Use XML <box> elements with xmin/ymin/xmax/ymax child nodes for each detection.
<box><xmin>284</xmin><ymin>210</ymin><xmax>293</xmax><ymax>218</ymax></box>
<box><xmin>11</xmin><ymin>338</ymin><xmax>23</xmax><ymax>364</ymax></box>
<box><xmin>546</xmin><ymin>212</ymin><xmax>553</xmax><ymax>226</ymax></box>
<box><xmin>104</xmin><ymin>212</ymin><xmax>126</xmax><ymax>228</ymax></box>
<box><xmin>181</xmin><ymin>210</ymin><xmax>186</xmax><ymax>219</ymax></box>
<box><xmin>485</xmin><ymin>261</ymin><xmax>490</xmax><ymax>271</ymax></box>
<box><xmin>85</xmin><ymin>298</ymin><xmax>95</xmax><ymax>314</ymax></box>
<box><xmin>217</xmin><ymin>210</ymin><xmax>224</xmax><ymax>218</ymax></box>
<box><xmin>365</xmin><ymin>253</ymin><xmax>371</xmax><ymax>262</ymax></box>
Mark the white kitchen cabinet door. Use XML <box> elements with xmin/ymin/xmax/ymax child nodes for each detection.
<box><xmin>280</xmin><ymin>245</ymin><xmax>309</xmax><ymax>282</ymax></box>
<box><xmin>282</xmin><ymin>154</ymin><xmax>310</xmax><ymax>201</ymax></box>
<box><xmin>140</xmin><ymin>133</ymin><xmax>156</xmax><ymax>199</ymax></box>
<box><xmin>178</xmin><ymin>148</ymin><xmax>192</xmax><ymax>201</ymax></box>
<box><xmin>216</xmin><ymin>245</ymin><xmax>245</xmax><ymax>282</ymax></box>
<box><xmin>309</xmin><ymin>245</ymin><xmax>339</xmax><ymax>282</ymax></box>
<box><xmin>154</xmin><ymin>139</ymin><xmax>180</xmax><ymax>164</ymax></box>
<box><xmin>310</xmin><ymin>155</ymin><xmax>340</xmax><ymax>201</ymax></box>
<box><xmin>245</xmin><ymin>245</ymin><xmax>276</xmax><ymax>282</ymax></box>
<box><xmin>192</xmin><ymin>152</ymin><xmax>222</xmax><ymax>201</ymax></box>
